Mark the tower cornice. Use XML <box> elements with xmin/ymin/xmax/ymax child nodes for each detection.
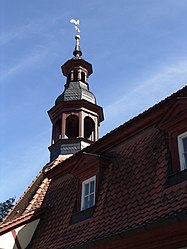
<box><xmin>61</xmin><ymin>58</ymin><xmax>93</xmax><ymax>76</ymax></box>
<box><xmin>48</xmin><ymin>99</ymin><xmax>104</xmax><ymax>123</ymax></box>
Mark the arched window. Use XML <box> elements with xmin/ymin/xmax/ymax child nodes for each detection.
<box><xmin>68</xmin><ymin>73</ymin><xmax>71</xmax><ymax>83</ymax></box>
<box><xmin>81</xmin><ymin>72</ymin><xmax>85</xmax><ymax>82</ymax></box>
<box><xmin>66</xmin><ymin>115</ymin><xmax>79</xmax><ymax>138</ymax></box>
<box><xmin>54</xmin><ymin>119</ymin><xmax>62</xmax><ymax>142</ymax></box>
<box><xmin>74</xmin><ymin>71</ymin><xmax>78</xmax><ymax>81</ymax></box>
<box><xmin>84</xmin><ymin>117</ymin><xmax>95</xmax><ymax>141</ymax></box>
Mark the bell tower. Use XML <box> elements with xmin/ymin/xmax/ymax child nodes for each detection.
<box><xmin>48</xmin><ymin>35</ymin><xmax>104</xmax><ymax>161</ymax></box>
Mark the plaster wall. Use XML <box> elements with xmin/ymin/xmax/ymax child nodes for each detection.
<box><xmin>0</xmin><ymin>231</ymin><xmax>17</xmax><ymax>249</ymax></box>
<box><xmin>0</xmin><ymin>219</ymin><xmax>40</xmax><ymax>249</ymax></box>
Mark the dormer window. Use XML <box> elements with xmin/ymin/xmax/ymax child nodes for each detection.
<box><xmin>81</xmin><ymin>176</ymin><xmax>96</xmax><ymax>211</ymax></box>
<box><xmin>156</xmin><ymin>98</ymin><xmax>187</xmax><ymax>186</ymax></box>
<box><xmin>178</xmin><ymin>131</ymin><xmax>187</xmax><ymax>171</ymax></box>
<box><xmin>70</xmin><ymin>155</ymin><xmax>110</xmax><ymax>223</ymax></box>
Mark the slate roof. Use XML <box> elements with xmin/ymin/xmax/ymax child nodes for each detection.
<box><xmin>1</xmin><ymin>86</ymin><xmax>187</xmax><ymax>248</ymax></box>
<box><xmin>55</xmin><ymin>81</ymin><xmax>96</xmax><ymax>105</ymax></box>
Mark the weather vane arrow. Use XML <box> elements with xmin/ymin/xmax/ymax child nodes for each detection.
<box><xmin>70</xmin><ymin>19</ymin><xmax>80</xmax><ymax>34</ymax></box>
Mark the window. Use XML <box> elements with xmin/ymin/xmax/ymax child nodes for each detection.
<box><xmin>178</xmin><ymin>131</ymin><xmax>187</xmax><ymax>171</ymax></box>
<box><xmin>84</xmin><ymin>117</ymin><xmax>95</xmax><ymax>141</ymax></box>
<box><xmin>65</xmin><ymin>115</ymin><xmax>79</xmax><ymax>138</ymax></box>
<box><xmin>81</xmin><ymin>72</ymin><xmax>86</xmax><ymax>82</ymax></box>
<box><xmin>74</xmin><ymin>71</ymin><xmax>78</xmax><ymax>81</ymax></box>
<box><xmin>54</xmin><ymin>119</ymin><xmax>62</xmax><ymax>142</ymax></box>
<box><xmin>81</xmin><ymin>176</ymin><xmax>96</xmax><ymax>211</ymax></box>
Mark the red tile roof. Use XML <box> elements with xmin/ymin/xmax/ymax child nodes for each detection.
<box><xmin>2</xmin><ymin>173</ymin><xmax>50</xmax><ymax>224</ymax></box>
<box><xmin>27</xmin><ymin>128</ymin><xmax>187</xmax><ymax>248</ymax></box>
<box><xmin>0</xmin><ymin>210</ymin><xmax>41</xmax><ymax>235</ymax></box>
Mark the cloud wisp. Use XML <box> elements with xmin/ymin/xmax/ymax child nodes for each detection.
<box><xmin>0</xmin><ymin>22</ymin><xmax>36</xmax><ymax>45</ymax></box>
<box><xmin>0</xmin><ymin>47</ymin><xmax>48</xmax><ymax>82</ymax></box>
<box><xmin>0</xmin><ymin>13</ymin><xmax>66</xmax><ymax>46</ymax></box>
<box><xmin>103</xmin><ymin>57</ymin><xmax>187</xmax><ymax>133</ymax></box>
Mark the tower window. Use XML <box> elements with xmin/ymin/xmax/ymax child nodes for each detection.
<box><xmin>54</xmin><ymin>119</ymin><xmax>62</xmax><ymax>142</ymax></box>
<box><xmin>81</xmin><ymin>176</ymin><xmax>96</xmax><ymax>211</ymax></box>
<box><xmin>84</xmin><ymin>117</ymin><xmax>95</xmax><ymax>141</ymax></box>
<box><xmin>178</xmin><ymin>131</ymin><xmax>187</xmax><ymax>170</ymax></box>
<box><xmin>74</xmin><ymin>71</ymin><xmax>78</xmax><ymax>81</ymax></box>
<box><xmin>81</xmin><ymin>72</ymin><xmax>85</xmax><ymax>82</ymax></box>
<box><xmin>65</xmin><ymin>115</ymin><xmax>79</xmax><ymax>138</ymax></box>
<box><xmin>68</xmin><ymin>73</ymin><xmax>71</xmax><ymax>83</ymax></box>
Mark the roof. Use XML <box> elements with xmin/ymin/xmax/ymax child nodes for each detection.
<box><xmin>55</xmin><ymin>81</ymin><xmax>96</xmax><ymax>105</ymax></box>
<box><xmin>26</xmin><ymin>127</ymin><xmax>187</xmax><ymax>248</ymax></box>
<box><xmin>48</xmin><ymin>85</ymin><xmax>187</xmax><ymax>175</ymax></box>
<box><xmin>1</xmin><ymin>85</ymin><xmax>187</xmax><ymax>248</ymax></box>
<box><xmin>90</xmin><ymin>85</ymin><xmax>187</xmax><ymax>153</ymax></box>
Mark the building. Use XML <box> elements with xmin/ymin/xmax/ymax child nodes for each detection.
<box><xmin>0</xmin><ymin>34</ymin><xmax>187</xmax><ymax>249</ymax></box>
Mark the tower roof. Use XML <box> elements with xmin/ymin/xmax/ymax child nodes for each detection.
<box><xmin>56</xmin><ymin>34</ymin><xmax>95</xmax><ymax>105</ymax></box>
<box><xmin>61</xmin><ymin>34</ymin><xmax>93</xmax><ymax>77</ymax></box>
<box><xmin>55</xmin><ymin>82</ymin><xmax>96</xmax><ymax>105</ymax></box>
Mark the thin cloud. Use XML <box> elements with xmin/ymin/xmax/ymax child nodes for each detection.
<box><xmin>102</xmin><ymin>58</ymin><xmax>187</xmax><ymax>133</ymax></box>
<box><xmin>0</xmin><ymin>14</ymin><xmax>66</xmax><ymax>46</ymax></box>
<box><xmin>0</xmin><ymin>20</ymin><xmax>44</xmax><ymax>45</ymax></box>
<box><xmin>0</xmin><ymin>48</ymin><xmax>47</xmax><ymax>82</ymax></box>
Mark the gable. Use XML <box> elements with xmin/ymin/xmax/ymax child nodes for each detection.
<box><xmin>157</xmin><ymin>97</ymin><xmax>187</xmax><ymax>133</ymax></box>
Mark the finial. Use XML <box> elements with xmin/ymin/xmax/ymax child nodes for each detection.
<box><xmin>73</xmin><ymin>34</ymin><xmax>82</xmax><ymax>57</ymax></box>
<box><xmin>70</xmin><ymin>19</ymin><xmax>82</xmax><ymax>57</ymax></box>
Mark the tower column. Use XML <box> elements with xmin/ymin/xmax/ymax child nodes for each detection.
<box><xmin>71</xmin><ymin>70</ymin><xmax>74</xmax><ymax>81</ymax></box>
<box><xmin>78</xmin><ymin>69</ymin><xmax>81</xmax><ymax>81</ymax></box>
<box><xmin>94</xmin><ymin>118</ymin><xmax>98</xmax><ymax>141</ymax></box>
<box><xmin>62</xmin><ymin>113</ymin><xmax>66</xmax><ymax>139</ymax></box>
<box><xmin>79</xmin><ymin>111</ymin><xmax>84</xmax><ymax>138</ymax></box>
<box><xmin>51</xmin><ymin>126</ymin><xmax>55</xmax><ymax>144</ymax></box>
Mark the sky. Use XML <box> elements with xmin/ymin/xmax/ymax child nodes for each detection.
<box><xmin>1</xmin><ymin>0</ymin><xmax>187</xmax><ymax>202</ymax></box>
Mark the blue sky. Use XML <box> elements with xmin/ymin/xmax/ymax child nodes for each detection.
<box><xmin>1</xmin><ymin>0</ymin><xmax>187</xmax><ymax>202</ymax></box>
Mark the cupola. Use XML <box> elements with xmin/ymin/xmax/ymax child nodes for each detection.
<box><xmin>48</xmin><ymin>34</ymin><xmax>104</xmax><ymax>161</ymax></box>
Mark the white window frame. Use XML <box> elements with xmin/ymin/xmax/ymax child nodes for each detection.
<box><xmin>81</xmin><ymin>176</ymin><xmax>96</xmax><ymax>211</ymax></box>
<box><xmin>178</xmin><ymin>131</ymin><xmax>187</xmax><ymax>171</ymax></box>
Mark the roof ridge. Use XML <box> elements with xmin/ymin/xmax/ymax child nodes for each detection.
<box><xmin>100</xmin><ymin>85</ymin><xmax>187</xmax><ymax>142</ymax></box>
<box><xmin>45</xmin><ymin>85</ymin><xmax>187</xmax><ymax>175</ymax></box>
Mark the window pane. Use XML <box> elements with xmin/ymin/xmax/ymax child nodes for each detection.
<box><xmin>84</xmin><ymin>183</ymin><xmax>89</xmax><ymax>196</ymax></box>
<box><xmin>184</xmin><ymin>153</ymin><xmax>187</xmax><ymax>169</ymax></box>
<box><xmin>183</xmin><ymin>137</ymin><xmax>187</xmax><ymax>152</ymax></box>
<box><xmin>81</xmin><ymin>176</ymin><xmax>96</xmax><ymax>211</ymax></box>
<box><xmin>84</xmin><ymin>196</ymin><xmax>89</xmax><ymax>209</ymax></box>
<box><xmin>89</xmin><ymin>193</ymin><xmax>94</xmax><ymax>207</ymax></box>
<box><xmin>90</xmin><ymin>180</ymin><xmax>95</xmax><ymax>193</ymax></box>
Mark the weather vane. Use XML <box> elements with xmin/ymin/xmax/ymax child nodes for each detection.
<box><xmin>70</xmin><ymin>19</ymin><xmax>80</xmax><ymax>34</ymax></box>
<box><xmin>70</xmin><ymin>19</ymin><xmax>82</xmax><ymax>57</ymax></box>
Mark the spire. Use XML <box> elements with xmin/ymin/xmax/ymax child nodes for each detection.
<box><xmin>73</xmin><ymin>34</ymin><xmax>82</xmax><ymax>58</ymax></box>
<box><xmin>70</xmin><ymin>19</ymin><xmax>82</xmax><ymax>58</ymax></box>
